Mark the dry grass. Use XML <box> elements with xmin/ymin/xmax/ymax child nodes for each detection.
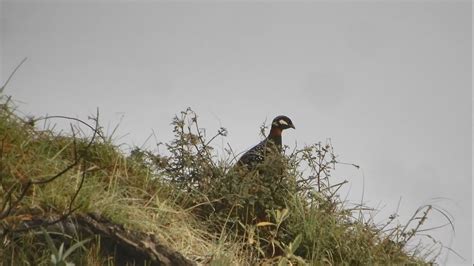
<box><xmin>0</xmin><ymin>94</ymin><xmax>448</xmax><ymax>265</ymax></box>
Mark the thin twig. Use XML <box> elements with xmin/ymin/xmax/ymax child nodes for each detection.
<box><xmin>1</xmin><ymin>57</ymin><xmax>28</xmax><ymax>92</ymax></box>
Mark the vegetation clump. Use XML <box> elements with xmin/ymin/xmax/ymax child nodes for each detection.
<box><xmin>0</xmin><ymin>96</ymin><xmax>443</xmax><ymax>265</ymax></box>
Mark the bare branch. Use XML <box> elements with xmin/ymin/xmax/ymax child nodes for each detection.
<box><xmin>1</xmin><ymin>57</ymin><xmax>28</xmax><ymax>92</ymax></box>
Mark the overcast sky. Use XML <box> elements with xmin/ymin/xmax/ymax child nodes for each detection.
<box><xmin>1</xmin><ymin>1</ymin><xmax>471</xmax><ymax>264</ymax></box>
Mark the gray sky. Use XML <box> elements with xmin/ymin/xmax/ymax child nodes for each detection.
<box><xmin>1</xmin><ymin>1</ymin><xmax>471</xmax><ymax>264</ymax></box>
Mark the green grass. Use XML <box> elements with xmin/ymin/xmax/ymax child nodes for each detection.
<box><xmin>0</xmin><ymin>94</ymin><xmax>441</xmax><ymax>265</ymax></box>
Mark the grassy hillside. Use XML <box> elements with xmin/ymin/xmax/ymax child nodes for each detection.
<box><xmin>0</xmin><ymin>94</ymin><xmax>440</xmax><ymax>265</ymax></box>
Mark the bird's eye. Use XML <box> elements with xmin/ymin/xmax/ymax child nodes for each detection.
<box><xmin>278</xmin><ymin>119</ymin><xmax>289</xmax><ymax>126</ymax></box>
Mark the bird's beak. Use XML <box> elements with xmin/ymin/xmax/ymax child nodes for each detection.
<box><xmin>290</xmin><ymin>124</ymin><xmax>295</xmax><ymax>129</ymax></box>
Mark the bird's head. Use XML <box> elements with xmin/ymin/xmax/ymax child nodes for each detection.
<box><xmin>270</xmin><ymin>115</ymin><xmax>295</xmax><ymax>136</ymax></box>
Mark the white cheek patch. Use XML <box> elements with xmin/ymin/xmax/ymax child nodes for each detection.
<box><xmin>279</xmin><ymin>119</ymin><xmax>289</xmax><ymax>126</ymax></box>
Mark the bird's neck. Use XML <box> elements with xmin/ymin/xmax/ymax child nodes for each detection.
<box><xmin>268</xmin><ymin>127</ymin><xmax>282</xmax><ymax>147</ymax></box>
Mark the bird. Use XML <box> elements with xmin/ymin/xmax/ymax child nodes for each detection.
<box><xmin>236</xmin><ymin>115</ymin><xmax>295</xmax><ymax>169</ymax></box>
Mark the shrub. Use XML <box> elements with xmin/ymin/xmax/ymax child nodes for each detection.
<box><xmin>0</xmin><ymin>96</ymin><xmax>444</xmax><ymax>265</ymax></box>
<box><xmin>133</xmin><ymin>108</ymin><xmax>438</xmax><ymax>264</ymax></box>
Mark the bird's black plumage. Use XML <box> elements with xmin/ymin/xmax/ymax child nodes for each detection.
<box><xmin>236</xmin><ymin>115</ymin><xmax>295</xmax><ymax>169</ymax></box>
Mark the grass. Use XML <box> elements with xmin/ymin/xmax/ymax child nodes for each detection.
<box><xmin>0</xmin><ymin>94</ymin><xmax>446</xmax><ymax>265</ymax></box>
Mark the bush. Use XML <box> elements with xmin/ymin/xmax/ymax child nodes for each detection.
<box><xmin>0</xmin><ymin>96</ymin><xmax>443</xmax><ymax>265</ymax></box>
<box><xmin>132</xmin><ymin>108</ymin><xmax>436</xmax><ymax>264</ymax></box>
